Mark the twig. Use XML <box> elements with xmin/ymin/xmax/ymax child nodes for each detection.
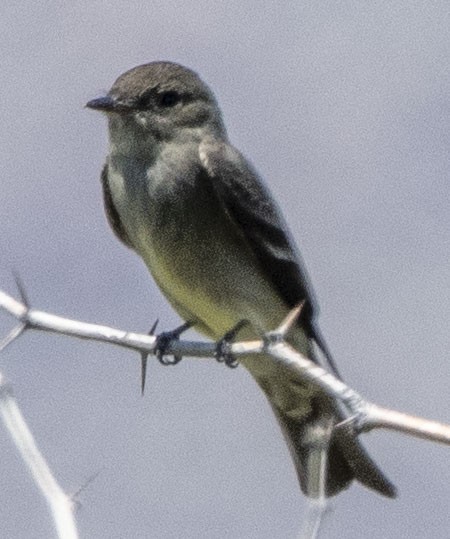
<box><xmin>0</xmin><ymin>288</ymin><xmax>449</xmax><ymax>446</ymax></box>
<box><xmin>0</xmin><ymin>372</ymin><xmax>79</xmax><ymax>539</ymax></box>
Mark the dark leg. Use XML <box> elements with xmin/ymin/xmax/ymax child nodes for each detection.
<box><xmin>155</xmin><ymin>321</ymin><xmax>192</xmax><ymax>365</ymax></box>
<box><xmin>140</xmin><ymin>320</ymin><xmax>191</xmax><ymax>395</ymax></box>
<box><xmin>215</xmin><ymin>319</ymin><xmax>249</xmax><ymax>368</ymax></box>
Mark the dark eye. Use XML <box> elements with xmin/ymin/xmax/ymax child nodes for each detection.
<box><xmin>158</xmin><ymin>91</ymin><xmax>180</xmax><ymax>108</ymax></box>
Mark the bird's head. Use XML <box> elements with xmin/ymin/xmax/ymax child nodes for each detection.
<box><xmin>87</xmin><ymin>61</ymin><xmax>226</xmax><ymax>149</ymax></box>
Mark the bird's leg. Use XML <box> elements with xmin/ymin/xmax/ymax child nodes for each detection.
<box><xmin>154</xmin><ymin>321</ymin><xmax>192</xmax><ymax>366</ymax></box>
<box><xmin>215</xmin><ymin>319</ymin><xmax>249</xmax><ymax>368</ymax></box>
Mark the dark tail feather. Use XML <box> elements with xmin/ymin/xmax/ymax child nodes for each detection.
<box><xmin>273</xmin><ymin>405</ymin><xmax>397</xmax><ymax>498</ymax></box>
<box><xmin>294</xmin><ymin>323</ymin><xmax>397</xmax><ymax>498</ymax></box>
<box><xmin>332</xmin><ymin>424</ymin><xmax>397</xmax><ymax>497</ymax></box>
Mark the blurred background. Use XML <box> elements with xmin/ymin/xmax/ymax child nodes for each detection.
<box><xmin>0</xmin><ymin>2</ymin><xmax>449</xmax><ymax>537</ymax></box>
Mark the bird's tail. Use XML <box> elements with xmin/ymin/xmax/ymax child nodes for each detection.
<box><xmin>245</xmin><ymin>321</ymin><xmax>396</xmax><ymax>498</ymax></box>
<box><xmin>269</xmin><ymin>396</ymin><xmax>397</xmax><ymax>498</ymax></box>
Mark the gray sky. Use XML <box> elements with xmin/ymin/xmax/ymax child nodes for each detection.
<box><xmin>0</xmin><ymin>2</ymin><xmax>449</xmax><ymax>538</ymax></box>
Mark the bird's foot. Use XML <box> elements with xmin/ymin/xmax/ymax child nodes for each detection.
<box><xmin>140</xmin><ymin>320</ymin><xmax>190</xmax><ymax>395</ymax></box>
<box><xmin>155</xmin><ymin>321</ymin><xmax>192</xmax><ymax>366</ymax></box>
<box><xmin>215</xmin><ymin>320</ymin><xmax>249</xmax><ymax>368</ymax></box>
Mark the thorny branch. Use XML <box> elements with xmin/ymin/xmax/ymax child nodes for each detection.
<box><xmin>0</xmin><ymin>288</ymin><xmax>449</xmax><ymax>446</ymax></box>
<box><xmin>1</xmin><ymin>285</ymin><xmax>450</xmax><ymax>539</ymax></box>
<box><xmin>0</xmin><ymin>373</ymin><xmax>79</xmax><ymax>539</ymax></box>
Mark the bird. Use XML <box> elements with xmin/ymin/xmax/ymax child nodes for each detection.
<box><xmin>86</xmin><ymin>61</ymin><xmax>396</xmax><ymax>498</ymax></box>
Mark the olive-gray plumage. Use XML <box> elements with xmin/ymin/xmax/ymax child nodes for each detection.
<box><xmin>87</xmin><ymin>61</ymin><xmax>395</xmax><ymax>498</ymax></box>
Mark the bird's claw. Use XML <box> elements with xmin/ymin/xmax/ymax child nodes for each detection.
<box><xmin>155</xmin><ymin>322</ymin><xmax>191</xmax><ymax>366</ymax></box>
<box><xmin>215</xmin><ymin>339</ymin><xmax>239</xmax><ymax>368</ymax></box>
<box><xmin>214</xmin><ymin>319</ymin><xmax>248</xmax><ymax>369</ymax></box>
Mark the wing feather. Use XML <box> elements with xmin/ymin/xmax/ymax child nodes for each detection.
<box><xmin>199</xmin><ymin>138</ymin><xmax>341</xmax><ymax>376</ymax></box>
<box><xmin>199</xmin><ymin>138</ymin><xmax>317</xmax><ymax>319</ymax></box>
<box><xmin>101</xmin><ymin>164</ymin><xmax>134</xmax><ymax>249</ymax></box>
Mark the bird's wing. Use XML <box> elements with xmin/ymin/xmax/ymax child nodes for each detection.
<box><xmin>101</xmin><ymin>164</ymin><xmax>134</xmax><ymax>249</ymax></box>
<box><xmin>199</xmin><ymin>138</ymin><xmax>317</xmax><ymax>321</ymax></box>
<box><xmin>199</xmin><ymin>138</ymin><xmax>341</xmax><ymax>377</ymax></box>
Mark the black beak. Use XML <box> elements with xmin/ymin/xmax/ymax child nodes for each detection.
<box><xmin>86</xmin><ymin>95</ymin><xmax>133</xmax><ymax>113</ymax></box>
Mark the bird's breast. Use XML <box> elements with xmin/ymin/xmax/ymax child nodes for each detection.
<box><xmin>107</xmin><ymin>154</ymin><xmax>288</xmax><ymax>341</ymax></box>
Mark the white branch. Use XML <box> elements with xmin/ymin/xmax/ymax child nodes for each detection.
<box><xmin>362</xmin><ymin>403</ymin><xmax>450</xmax><ymax>443</ymax></box>
<box><xmin>1</xmin><ymin>288</ymin><xmax>449</xmax><ymax>446</ymax></box>
<box><xmin>0</xmin><ymin>372</ymin><xmax>79</xmax><ymax>539</ymax></box>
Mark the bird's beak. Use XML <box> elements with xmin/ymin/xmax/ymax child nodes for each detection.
<box><xmin>86</xmin><ymin>95</ymin><xmax>133</xmax><ymax>113</ymax></box>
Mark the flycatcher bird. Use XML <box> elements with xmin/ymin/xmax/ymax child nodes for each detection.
<box><xmin>87</xmin><ymin>61</ymin><xmax>395</xmax><ymax>498</ymax></box>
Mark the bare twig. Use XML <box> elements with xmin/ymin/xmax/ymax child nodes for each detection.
<box><xmin>299</xmin><ymin>498</ymin><xmax>332</xmax><ymax>539</ymax></box>
<box><xmin>0</xmin><ymin>372</ymin><xmax>79</xmax><ymax>539</ymax></box>
<box><xmin>0</xmin><ymin>288</ymin><xmax>449</xmax><ymax>446</ymax></box>
<box><xmin>0</xmin><ymin>322</ymin><xmax>27</xmax><ymax>353</ymax></box>
<box><xmin>361</xmin><ymin>403</ymin><xmax>450</xmax><ymax>443</ymax></box>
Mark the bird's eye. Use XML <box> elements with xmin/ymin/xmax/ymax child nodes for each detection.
<box><xmin>158</xmin><ymin>91</ymin><xmax>180</xmax><ymax>108</ymax></box>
